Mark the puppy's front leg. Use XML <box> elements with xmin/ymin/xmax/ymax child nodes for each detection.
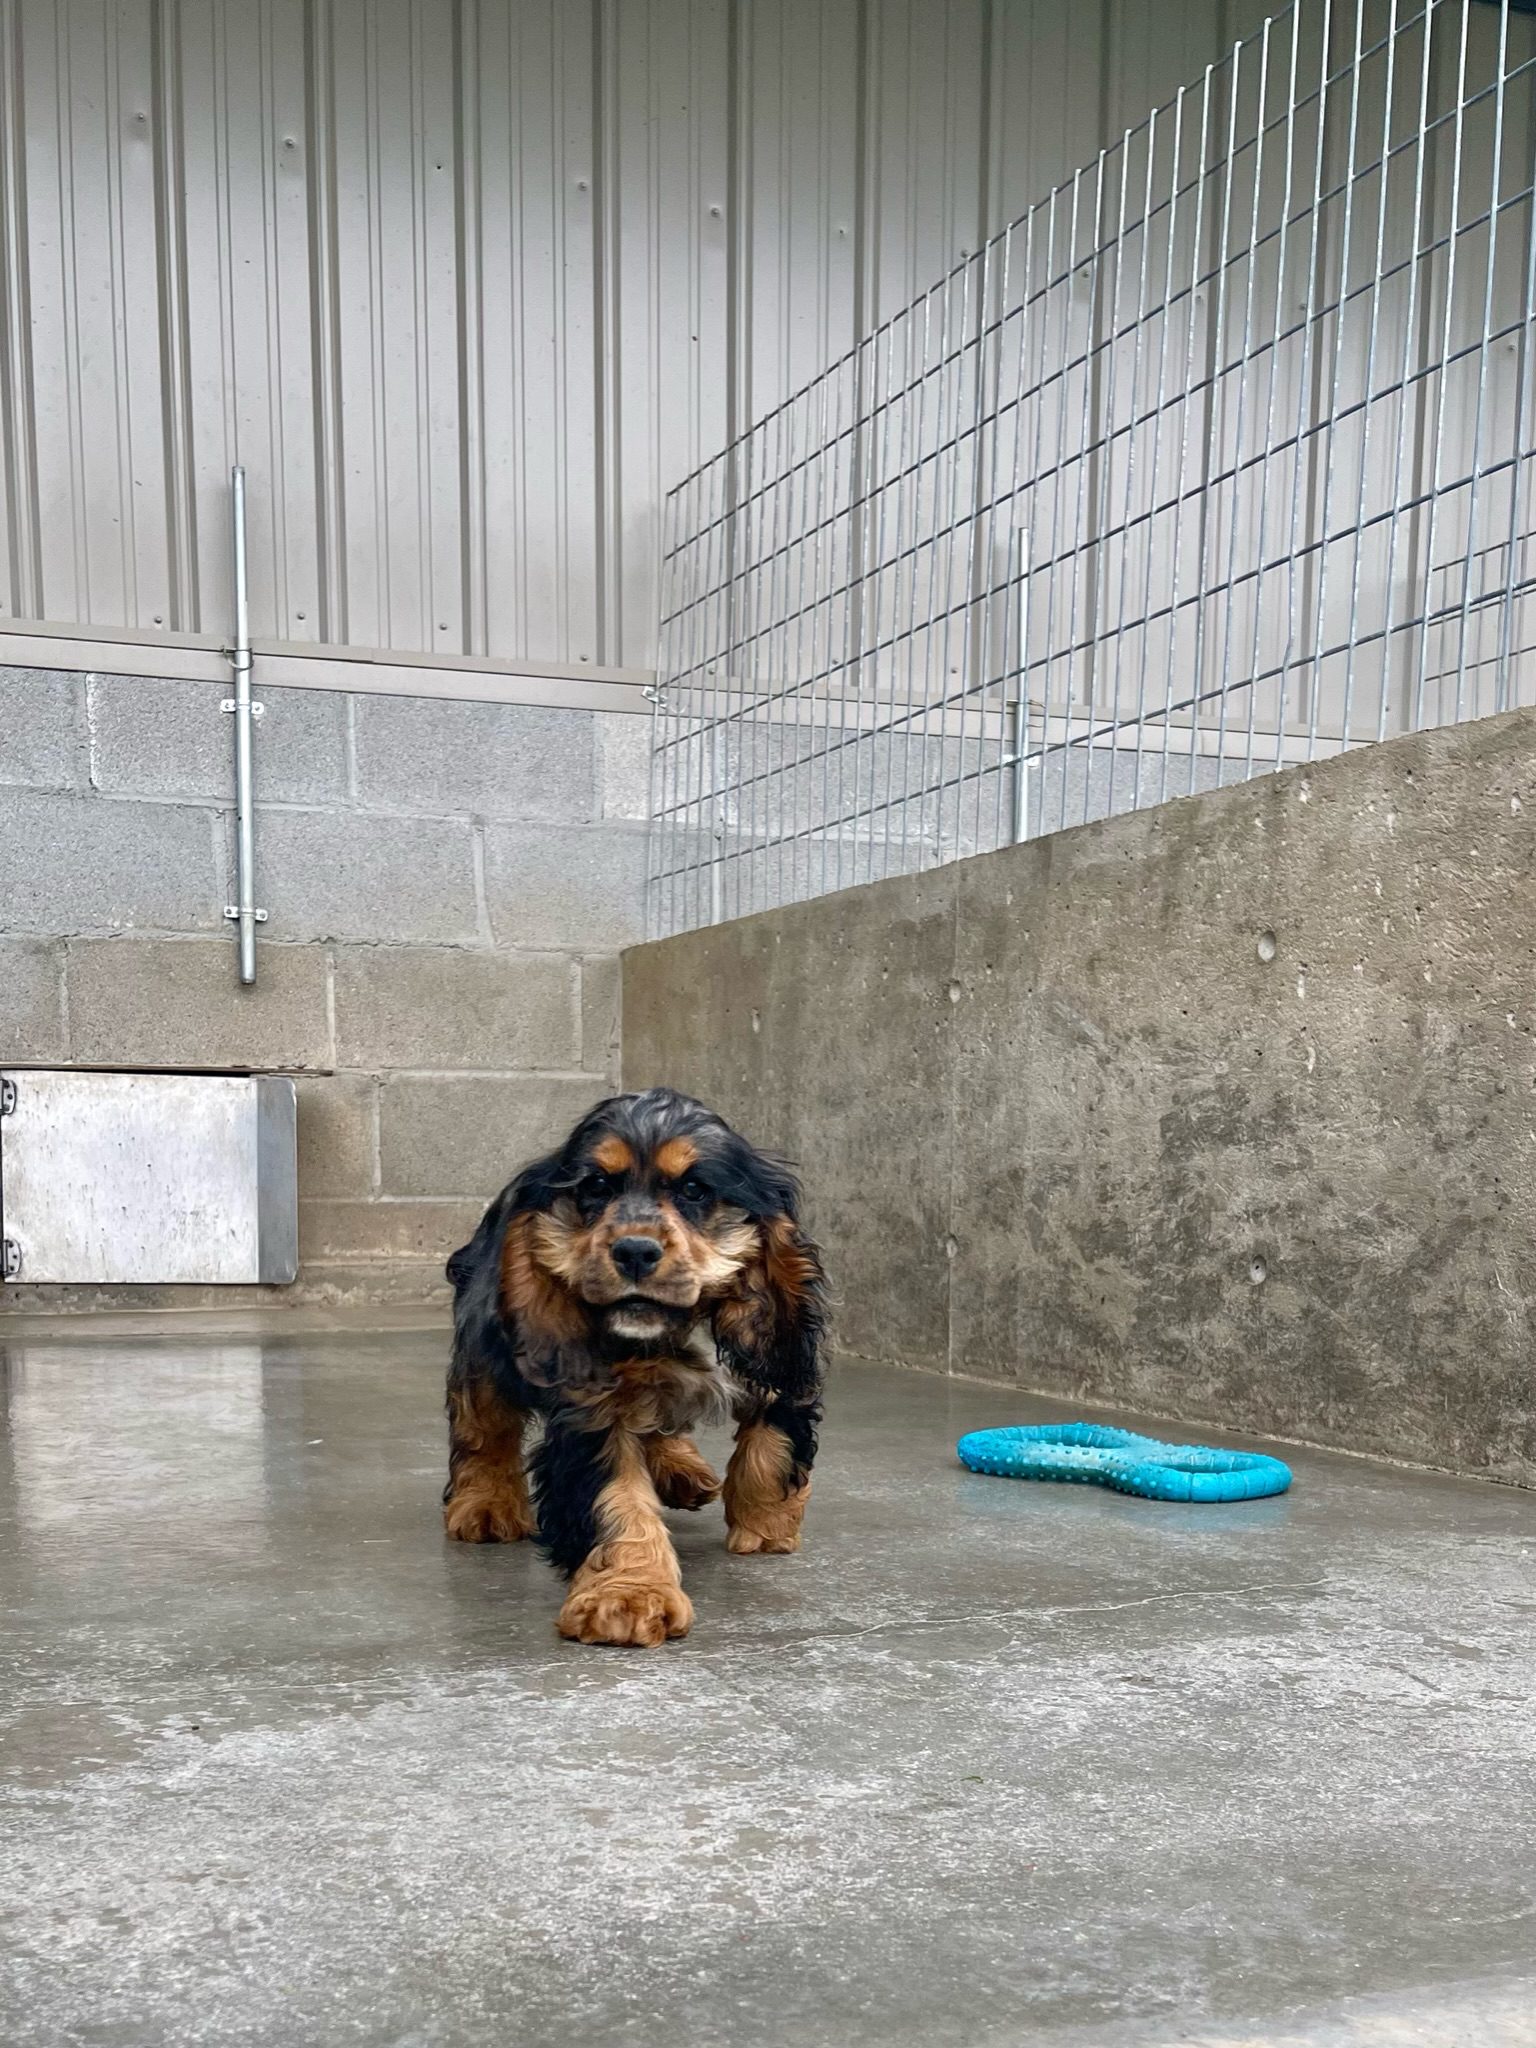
<box><xmin>723</xmin><ymin>1395</ymin><xmax>817</xmax><ymax>1554</ymax></box>
<box><xmin>442</xmin><ymin>1366</ymin><xmax>536</xmax><ymax>1543</ymax></box>
<box><xmin>533</xmin><ymin>1416</ymin><xmax>693</xmax><ymax>1647</ymax></box>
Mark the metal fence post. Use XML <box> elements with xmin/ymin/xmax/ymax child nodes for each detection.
<box><xmin>1011</xmin><ymin>528</ymin><xmax>1031</xmax><ymax>844</ymax></box>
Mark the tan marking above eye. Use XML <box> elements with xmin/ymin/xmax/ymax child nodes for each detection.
<box><xmin>654</xmin><ymin>1135</ymin><xmax>700</xmax><ymax>1179</ymax></box>
<box><xmin>591</xmin><ymin>1136</ymin><xmax>634</xmax><ymax>1174</ymax></box>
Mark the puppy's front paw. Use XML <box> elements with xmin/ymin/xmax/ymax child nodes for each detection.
<box><xmin>557</xmin><ymin>1577</ymin><xmax>694</xmax><ymax>1647</ymax></box>
<box><xmin>724</xmin><ymin>1479</ymin><xmax>810</xmax><ymax>1555</ymax></box>
<box><xmin>725</xmin><ymin>1522</ymin><xmax>802</xmax><ymax>1554</ymax></box>
<box><xmin>659</xmin><ymin>1468</ymin><xmax>721</xmax><ymax>1512</ymax></box>
<box><xmin>644</xmin><ymin>1435</ymin><xmax>722</xmax><ymax>1512</ymax></box>
<box><xmin>443</xmin><ymin>1490</ymin><xmax>536</xmax><ymax>1543</ymax></box>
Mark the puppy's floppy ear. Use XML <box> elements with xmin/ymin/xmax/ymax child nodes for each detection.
<box><xmin>447</xmin><ymin>1144</ymin><xmax>566</xmax><ymax>1293</ymax></box>
<box><xmin>503</xmin><ymin>1146</ymin><xmax>569</xmax><ymax>1217</ymax></box>
<box><xmin>712</xmin><ymin>1151</ymin><xmax>827</xmax><ymax>1402</ymax></box>
<box><xmin>496</xmin><ymin>1146</ymin><xmax>592</xmax><ymax>1360</ymax></box>
<box><xmin>448</xmin><ymin>1146</ymin><xmax>576</xmax><ymax>1369</ymax></box>
<box><xmin>446</xmin><ymin>1186</ymin><xmax>508</xmax><ymax>1293</ymax></box>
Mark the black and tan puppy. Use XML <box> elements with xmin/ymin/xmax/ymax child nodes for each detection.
<box><xmin>442</xmin><ymin>1088</ymin><xmax>826</xmax><ymax>1647</ymax></box>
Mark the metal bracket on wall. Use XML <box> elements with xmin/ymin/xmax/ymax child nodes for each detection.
<box><xmin>1</xmin><ymin>1076</ymin><xmax>15</xmax><ymax>1279</ymax></box>
<box><xmin>225</xmin><ymin>464</ymin><xmax>261</xmax><ymax>987</ymax></box>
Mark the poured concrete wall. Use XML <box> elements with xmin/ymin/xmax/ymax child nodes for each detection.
<box><xmin>624</xmin><ymin>706</ymin><xmax>1536</xmax><ymax>1484</ymax></box>
<box><xmin>0</xmin><ymin>668</ymin><xmax>649</xmax><ymax>1304</ymax></box>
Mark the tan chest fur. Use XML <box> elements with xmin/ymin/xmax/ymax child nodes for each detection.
<box><xmin>576</xmin><ymin>1325</ymin><xmax>737</xmax><ymax>1437</ymax></box>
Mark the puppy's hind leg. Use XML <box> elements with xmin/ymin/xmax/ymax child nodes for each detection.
<box><xmin>644</xmin><ymin>1433</ymin><xmax>722</xmax><ymax>1512</ymax></box>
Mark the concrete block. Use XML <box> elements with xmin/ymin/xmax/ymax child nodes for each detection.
<box><xmin>482</xmin><ymin>823</ymin><xmax>646</xmax><ymax>950</ymax></box>
<box><xmin>88</xmin><ymin>676</ymin><xmax>348</xmax><ymax>803</ymax></box>
<box><xmin>580</xmin><ymin>955</ymin><xmax>621</xmax><ymax>1078</ymax></box>
<box><xmin>0</xmin><ymin>938</ymin><xmax>67</xmax><ymax>1060</ymax></box>
<box><xmin>253</xmin><ymin>809</ymin><xmax>480</xmax><ymax>945</ymax></box>
<box><xmin>353</xmin><ymin>698</ymin><xmax>595</xmax><ymax>821</ymax></box>
<box><xmin>0</xmin><ymin>669</ymin><xmax>89</xmax><ymax>790</ymax></box>
<box><xmin>333</xmin><ymin>945</ymin><xmax>576</xmax><ymax>1070</ymax></box>
<box><xmin>296</xmin><ymin>1074</ymin><xmax>378</xmax><ymax>1198</ymax></box>
<box><xmin>293</xmin><ymin>1258</ymin><xmax>453</xmax><ymax>1304</ymax></box>
<box><xmin>299</xmin><ymin>1197</ymin><xmax>484</xmax><ymax>1263</ymax></box>
<box><xmin>596</xmin><ymin>713</ymin><xmax>652</xmax><ymax>820</ymax></box>
<box><xmin>0</xmin><ymin>789</ymin><xmax>221</xmax><ymax>935</ymax></box>
<box><xmin>65</xmin><ymin>937</ymin><xmax>333</xmax><ymax>1070</ymax></box>
<box><xmin>379</xmin><ymin>1074</ymin><xmax>605</xmax><ymax>1198</ymax></box>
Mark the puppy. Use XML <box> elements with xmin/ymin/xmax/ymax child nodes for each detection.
<box><xmin>442</xmin><ymin>1087</ymin><xmax>827</xmax><ymax>1647</ymax></box>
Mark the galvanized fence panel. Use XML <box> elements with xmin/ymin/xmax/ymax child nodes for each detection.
<box><xmin>648</xmin><ymin>0</ymin><xmax>1536</xmax><ymax>938</ymax></box>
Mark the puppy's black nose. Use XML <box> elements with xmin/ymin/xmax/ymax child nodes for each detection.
<box><xmin>611</xmin><ymin>1235</ymin><xmax>664</xmax><ymax>1282</ymax></box>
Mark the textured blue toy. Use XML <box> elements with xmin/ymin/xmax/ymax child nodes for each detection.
<box><xmin>956</xmin><ymin>1421</ymin><xmax>1292</xmax><ymax>1502</ymax></box>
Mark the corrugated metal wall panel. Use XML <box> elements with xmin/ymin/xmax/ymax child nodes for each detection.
<box><xmin>859</xmin><ymin>0</ymin><xmax>986</xmax><ymax>327</ymax></box>
<box><xmin>602</xmin><ymin>0</ymin><xmax>735</xmax><ymax>670</ymax></box>
<box><xmin>0</xmin><ymin>0</ymin><xmax>1255</xmax><ymax>671</ymax></box>
<box><xmin>737</xmin><ymin>0</ymin><xmax>859</xmax><ymax>439</ymax></box>
<box><xmin>469</xmin><ymin>0</ymin><xmax>601</xmax><ymax>664</ymax></box>
<box><xmin>0</xmin><ymin>0</ymin><xmax>41</xmax><ymax>621</ymax></box>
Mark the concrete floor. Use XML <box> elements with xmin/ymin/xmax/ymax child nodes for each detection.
<box><xmin>2</xmin><ymin>1317</ymin><xmax>1535</xmax><ymax>2048</ymax></box>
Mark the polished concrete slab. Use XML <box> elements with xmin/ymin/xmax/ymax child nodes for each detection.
<box><xmin>2</xmin><ymin>1316</ymin><xmax>1534</xmax><ymax>2047</ymax></box>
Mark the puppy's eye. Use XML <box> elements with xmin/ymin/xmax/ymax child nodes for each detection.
<box><xmin>678</xmin><ymin>1176</ymin><xmax>709</xmax><ymax>1204</ymax></box>
<box><xmin>576</xmin><ymin>1173</ymin><xmax>612</xmax><ymax>1204</ymax></box>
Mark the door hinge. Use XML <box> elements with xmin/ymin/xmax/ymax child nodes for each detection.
<box><xmin>0</xmin><ymin>1077</ymin><xmax>15</xmax><ymax>1116</ymax></box>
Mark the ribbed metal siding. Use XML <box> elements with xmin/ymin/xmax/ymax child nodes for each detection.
<box><xmin>0</xmin><ymin>0</ymin><xmax>1265</xmax><ymax>670</ymax></box>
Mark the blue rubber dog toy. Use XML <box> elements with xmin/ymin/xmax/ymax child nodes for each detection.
<box><xmin>956</xmin><ymin>1422</ymin><xmax>1292</xmax><ymax>1503</ymax></box>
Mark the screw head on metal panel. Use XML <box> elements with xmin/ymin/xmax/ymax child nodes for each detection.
<box><xmin>0</xmin><ymin>1076</ymin><xmax>15</xmax><ymax>1116</ymax></box>
<box><xmin>2</xmin><ymin>1238</ymin><xmax>20</xmax><ymax>1280</ymax></box>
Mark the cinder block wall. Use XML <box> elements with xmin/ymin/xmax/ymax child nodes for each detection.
<box><xmin>625</xmin><ymin>706</ymin><xmax>1536</xmax><ymax>1485</ymax></box>
<box><xmin>0</xmin><ymin>667</ymin><xmax>648</xmax><ymax>1305</ymax></box>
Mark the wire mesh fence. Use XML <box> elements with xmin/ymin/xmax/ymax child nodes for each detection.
<box><xmin>647</xmin><ymin>0</ymin><xmax>1536</xmax><ymax>938</ymax></box>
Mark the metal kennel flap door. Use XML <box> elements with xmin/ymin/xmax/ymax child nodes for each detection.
<box><xmin>0</xmin><ymin>1072</ymin><xmax>298</xmax><ymax>1285</ymax></box>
